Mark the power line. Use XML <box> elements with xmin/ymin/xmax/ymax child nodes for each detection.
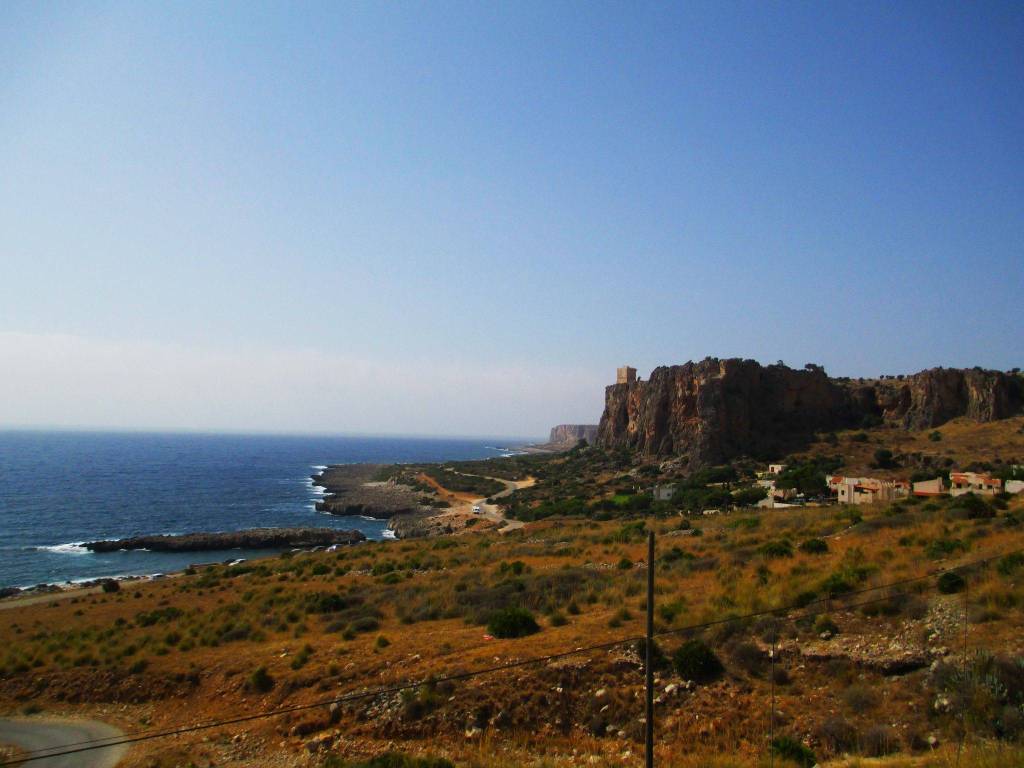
<box><xmin>3</xmin><ymin>543</ymin><xmax>1020</xmax><ymax>766</ymax></box>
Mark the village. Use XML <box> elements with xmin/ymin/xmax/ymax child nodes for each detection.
<box><xmin>651</xmin><ymin>463</ymin><xmax>1024</xmax><ymax>516</ymax></box>
<box><xmin>764</xmin><ymin>466</ymin><xmax>1022</xmax><ymax>509</ymax></box>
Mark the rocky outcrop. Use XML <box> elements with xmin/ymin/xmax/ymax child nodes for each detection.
<box><xmin>84</xmin><ymin>527</ymin><xmax>365</xmax><ymax>553</ymax></box>
<box><xmin>313</xmin><ymin>464</ymin><xmax>429</xmax><ymax>518</ymax></box>
<box><xmin>872</xmin><ymin>367</ymin><xmax>1023</xmax><ymax>429</ymax></box>
<box><xmin>597</xmin><ymin>359</ymin><xmax>1022</xmax><ymax>464</ymax></box>
<box><xmin>548</xmin><ymin>424</ymin><xmax>599</xmax><ymax>446</ymax></box>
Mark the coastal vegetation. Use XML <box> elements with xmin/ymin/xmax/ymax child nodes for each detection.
<box><xmin>2</xmin><ymin>416</ymin><xmax>1024</xmax><ymax>766</ymax></box>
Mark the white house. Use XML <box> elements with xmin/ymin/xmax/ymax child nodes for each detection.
<box><xmin>949</xmin><ymin>472</ymin><xmax>1002</xmax><ymax>497</ymax></box>
<box><xmin>830</xmin><ymin>475</ymin><xmax>909</xmax><ymax>506</ymax></box>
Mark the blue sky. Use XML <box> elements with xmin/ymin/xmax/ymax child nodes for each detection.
<box><xmin>1</xmin><ymin>2</ymin><xmax>1021</xmax><ymax>437</ymax></box>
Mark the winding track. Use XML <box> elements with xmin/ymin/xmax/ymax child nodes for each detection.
<box><xmin>0</xmin><ymin>718</ymin><xmax>125</xmax><ymax>768</ymax></box>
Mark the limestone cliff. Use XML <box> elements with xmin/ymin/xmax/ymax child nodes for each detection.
<box><xmin>597</xmin><ymin>359</ymin><xmax>1022</xmax><ymax>465</ymax></box>
<box><xmin>548</xmin><ymin>424</ymin><xmax>599</xmax><ymax>446</ymax></box>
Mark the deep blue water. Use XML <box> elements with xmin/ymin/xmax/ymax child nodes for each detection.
<box><xmin>0</xmin><ymin>431</ymin><xmax>520</xmax><ymax>588</ymax></box>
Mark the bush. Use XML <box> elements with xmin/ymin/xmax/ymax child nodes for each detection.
<box><xmin>759</xmin><ymin>540</ymin><xmax>794</xmax><ymax>559</ymax></box>
<box><xmin>871</xmin><ymin>449</ymin><xmax>897</xmax><ymax>469</ymax></box>
<box><xmin>861</xmin><ymin>724</ymin><xmax>899</xmax><ymax>756</ymax></box>
<box><xmin>816</xmin><ymin>717</ymin><xmax>857</xmax><ymax>754</ymax></box>
<box><xmin>950</xmin><ymin>493</ymin><xmax>995</xmax><ymax>520</ymax></box>
<box><xmin>770</xmin><ymin>735</ymin><xmax>816</xmax><ymax>767</ymax></box>
<box><xmin>814</xmin><ymin>615</ymin><xmax>839</xmax><ymax>637</ymax></box>
<box><xmin>248</xmin><ymin>665</ymin><xmax>274</xmax><ymax>693</ymax></box>
<box><xmin>798</xmin><ymin>538</ymin><xmax>828</xmax><ymax>555</ymax></box>
<box><xmin>998</xmin><ymin>552</ymin><xmax>1024</xmax><ymax>576</ymax></box>
<box><xmin>487</xmin><ymin>607</ymin><xmax>539</xmax><ymax>639</ymax></box>
<box><xmin>101</xmin><ymin>579</ymin><xmax>120</xmax><ymax>593</ymax></box>
<box><xmin>842</xmin><ymin>683</ymin><xmax>878</xmax><ymax>712</ymax></box>
<box><xmin>937</xmin><ymin>571</ymin><xmax>966</xmax><ymax>594</ymax></box>
<box><xmin>729</xmin><ymin>641</ymin><xmax>768</xmax><ymax>677</ymax></box>
<box><xmin>672</xmin><ymin>639</ymin><xmax>723</xmax><ymax>684</ymax></box>
<box><xmin>635</xmin><ymin>638</ymin><xmax>669</xmax><ymax>671</ymax></box>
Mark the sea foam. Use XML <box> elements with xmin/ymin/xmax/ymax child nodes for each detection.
<box><xmin>37</xmin><ymin>542</ymin><xmax>89</xmax><ymax>555</ymax></box>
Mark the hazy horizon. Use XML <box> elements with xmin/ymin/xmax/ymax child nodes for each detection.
<box><xmin>2</xmin><ymin>3</ymin><xmax>1021</xmax><ymax>437</ymax></box>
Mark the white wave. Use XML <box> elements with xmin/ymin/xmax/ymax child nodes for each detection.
<box><xmin>36</xmin><ymin>542</ymin><xmax>89</xmax><ymax>555</ymax></box>
<box><xmin>311</xmin><ymin>465</ymin><xmax>327</xmax><ymax>471</ymax></box>
<box><xmin>381</xmin><ymin>529</ymin><xmax>397</xmax><ymax>539</ymax></box>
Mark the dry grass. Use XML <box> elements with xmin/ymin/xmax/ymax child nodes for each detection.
<box><xmin>1</xmin><ymin>488</ymin><xmax>1023</xmax><ymax>767</ymax></box>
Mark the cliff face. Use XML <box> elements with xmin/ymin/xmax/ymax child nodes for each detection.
<box><xmin>597</xmin><ymin>359</ymin><xmax>1022</xmax><ymax>465</ymax></box>
<box><xmin>873</xmin><ymin>368</ymin><xmax>1023</xmax><ymax>429</ymax></box>
<box><xmin>548</xmin><ymin>424</ymin><xmax>599</xmax><ymax>446</ymax></box>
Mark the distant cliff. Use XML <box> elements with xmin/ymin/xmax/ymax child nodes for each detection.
<box><xmin>597</xmin><ymin>358</ymin><xmax>1022</xmax><ymax>465</ymax></box>
<box><xmin>548</xmin><ymin>424</ymin><xmax>599</xmax><ymax>446</ymax></box>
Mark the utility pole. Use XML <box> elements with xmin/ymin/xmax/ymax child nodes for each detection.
<box><xmin>645</xmin><ymin>530</ymin><xmax>655</xmax><ymax>768</ymax></box>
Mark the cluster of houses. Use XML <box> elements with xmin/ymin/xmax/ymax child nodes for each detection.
<box><xmin>651</xmin><ymin>463</ymin><xmax>1022</xmax><ymax>514</ymax></box>
<box><xmin>755</xmin><ymin>464</ymin><xmax>1023</xmax><ymax>509</ymax></box>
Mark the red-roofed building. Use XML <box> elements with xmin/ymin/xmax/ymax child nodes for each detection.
<box><xmin>949</xmin><ymin>472</ymin><xmax>1002</xmax><ymax>497</ymax></box>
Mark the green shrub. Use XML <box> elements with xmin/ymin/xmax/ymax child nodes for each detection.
<box><xmin>101</xmin><ymin>579</ymin><xmax>120</xmax><ymax>593</ymax></box>
<box><xmin>798</xmin><ymin>538</ymin><xmax>828</xmax><ymax>555</ymax></box>
<box><xmin>672</xmin><ymin>639</ymin><xmax>723</xmax><ymax>684</ymax></box>
<box><xmin>924</xmin><ymin>537</ymin><xmax>967</xmax><ymax>559</ymax></box>
<box><xmin>486</xmin><ymin>607</ymin><xmax>539</xmax><ymax>639</ymax></box>
<box><xmin>998</xmin><ymin>552</ymin><xmax>1024</xmax><ymax>577</ymax></box>
<box><xmin>950</xmin><ymin>493</ymin><xmax>995</xmax><ymax>520</ymax></box>
<box><xmin>937</xmin><ymin>571</ymin><xmax>966</xmax><ymax>594</ymax></box>
<box><xmin>770</xmin><ymin>735</ymin><xmax>816</xmax><ymax>767</ymax></box>
<box><xmin>635</xmin><ymin>637</ymin><xmax>669</xmax><ymax>671</ymax></box>
<box><xmin>248</xmin><ymin>665</ymin><xmax>274</xmax><ymax>692</ymax></box>
<box><xmin>759</xmin><ymin>540</ymin><xmax>793</xmax><ymax>559</ymax></box>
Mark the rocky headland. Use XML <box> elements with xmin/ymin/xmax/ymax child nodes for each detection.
<box><xmin>312</xmin><ymin>464</ymin><xmax>430</xmax><ymax>519</ymax></box>
<box><xmin>547</xmin><ymin>424</ymin><xmax>599</xmax><ymax>448</ymax></box>
<box><xmin>598</xmin><ymin>358</ymin><xmax>1023</xmax><ymax>466</ymax></box>
<box><xmin>84</xmin><ymin>527</ymin><xmax>366</xmax><ymax>553</ymax></box>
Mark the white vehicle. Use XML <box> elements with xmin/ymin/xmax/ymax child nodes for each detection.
<box><xmin>472</xmin><ymin>505</ymin><xmax>482</xmax><ymax>513</ymax></box>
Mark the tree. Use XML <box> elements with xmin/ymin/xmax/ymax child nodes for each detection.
<box><xmin>871</xmin><ymin>449</ymin><xmax>897</xmax><ymax>469</ymax></box>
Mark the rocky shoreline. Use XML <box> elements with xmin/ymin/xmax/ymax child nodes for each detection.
<box><xmin>84</xmin><ymin>527</ymin><xmax>366</xmax><ymax>553</ymax></box>
<box><xmin>311</xmin><ymin>464</ymin><xmax>429</xmax><ymax>518</ymax></box>
<box><xmin>311</xmin><ymin>464</ymin><xmax>488</xmax><ymax>539</ymax></box>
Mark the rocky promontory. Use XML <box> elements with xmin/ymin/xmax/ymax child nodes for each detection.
<box><xmin>547</xmin><ymin>424</ymin><xmax>599</xmax><ymax>447</ymax></box>
<box><xmin>84</xmin><ymin>527</ymin><xmax>366</xmax><ymax>553</ymax></box>
<box><xmin>598</xmin><ymin>358</ymin><xmax>1023</xmax><ymax>465</ymax></box>
<box><xmin>312</xmin><ymin>464</ymin><xmax>430</xmax><ymax>518</ymax></box>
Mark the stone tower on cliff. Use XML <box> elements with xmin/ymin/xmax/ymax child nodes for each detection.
<box><xmin>616</xmin><ymin>365</ymin><xmax>637</xmax><ymax>385</ymax></box>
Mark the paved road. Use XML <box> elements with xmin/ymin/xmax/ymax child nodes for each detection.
<box><xmin>0</xmin><ymin>718</ymin><xmax>125</xmax><ymax>768</ymax></box>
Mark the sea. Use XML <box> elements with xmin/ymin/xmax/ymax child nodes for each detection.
<box><xmin>0</xmin><ymin>430</ymin><xmax>524</xmax><ymax>589</ymax></box>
